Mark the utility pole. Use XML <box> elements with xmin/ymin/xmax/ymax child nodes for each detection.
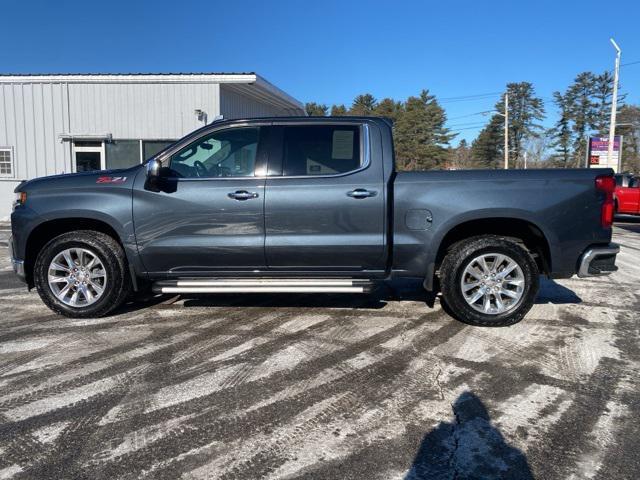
<box><xmin>608</xmin><ymin>38</ymin><xmax>621</xmax><ymax>172</ymax></box>
<box><xmin>504</xmin><ymin>93</ymin><xmax>509</xmax><ymax>169</ymax></box>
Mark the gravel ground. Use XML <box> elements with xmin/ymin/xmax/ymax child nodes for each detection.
<box><xmin>0</xmin><ymin>220</ymin><xmax>638</xmax><ymax>480</ymax></box>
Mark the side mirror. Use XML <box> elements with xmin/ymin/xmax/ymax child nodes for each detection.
<box><xmin>147</xmin><ymin>158</ymin><xmax>161</xmax><ymax>180</ymax></box>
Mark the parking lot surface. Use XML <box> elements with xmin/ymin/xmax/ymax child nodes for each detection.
<box><xmin>0</xmin><ymin>221</ymin><xmax>638</xmax><ymax>480</ymax></box>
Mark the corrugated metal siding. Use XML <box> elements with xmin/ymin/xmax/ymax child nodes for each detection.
<box><xmin>220</xmin><ymin>85</ymin><xmax>290</xmax><ymax>119</ymax></box>
<box><xmin>67</xmin><ymin>82</ymin><xmax>219</xmax><ymax>139</ymax></box>
<box><xmin>0</xmin><ymin>81</ymin><xmax>221</xmax><ymax>180</ymax></box>
<box><xmin>0</xmin><ymin>82</ymin><xmax>72</xmax><ymax>179</ymax></box>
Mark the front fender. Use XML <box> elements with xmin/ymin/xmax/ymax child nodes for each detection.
<box><xmin>11</xmin><ymin>185</ymin><xmax>144</xmax><ymax>287</ymax></box>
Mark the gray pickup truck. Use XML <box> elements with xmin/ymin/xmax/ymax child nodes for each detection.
<box><xmin>9</xmin><ymin>116</ymin><xmax>619</xmax><ymax>326</ymax></box>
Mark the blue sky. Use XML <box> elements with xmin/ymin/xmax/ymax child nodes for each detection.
<box><xmin>2</xmin><ymin>0</ymin><xmax>639</xmax><ymax>143</ymax></box>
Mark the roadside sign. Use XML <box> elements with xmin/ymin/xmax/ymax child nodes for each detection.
<box><xmin>588</xmin><ymin>136</ymin><xmax>623</xmax><ymax>172</ymax></box>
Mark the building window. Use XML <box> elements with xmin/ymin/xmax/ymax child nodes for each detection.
<box><xmin>0</xmin><ymin>148</ymin><xmax>14</xmax><ymax>177</ymax></box>
<box><xmin>143</xmin><ymin>140</ymin><xmax>177</xmax><ymax>160</ymax></box>
<box><xmin>105</xmin><ymin>140</ymin><xmax>141</xmax><ymax>170</ymax></box>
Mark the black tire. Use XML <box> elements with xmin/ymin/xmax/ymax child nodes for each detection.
<box><xmin>439</xmin><ymin>235</ymin><xmax>539</xmax><ymax>327</ymax></box>
<box><xmin>34</xmin><ymin>230</ymin><xmax>131</xmax><ymax>318</ymax></box>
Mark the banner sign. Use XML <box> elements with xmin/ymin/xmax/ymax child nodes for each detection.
<box><xmin>588</xmin><ymin>136</ymin><xmax>622</xmax><ymax>172</ymax></box>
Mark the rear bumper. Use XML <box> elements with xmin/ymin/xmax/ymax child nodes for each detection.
<box><xmin>8</xmin><ymin>236</ymin><xmax>26</xmax><ymax>283</ymax></box>
<box><xmin>577</xmin><ymin>243</ymin><xmax>620</xmax><ymax>278</ymax></box>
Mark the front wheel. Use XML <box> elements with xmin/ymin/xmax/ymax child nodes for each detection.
<box><xmin>439</xmin><ymin>236</ymin><xmax>539</xmax><ymax>327</ymax></box>
<box><xmin>34</xmin><ymin>230</ymin><xmax>131</xmax><ymax>318</ymax></box>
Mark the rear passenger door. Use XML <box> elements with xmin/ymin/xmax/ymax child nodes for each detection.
<box><xmin>264</xmin><ymin>122</ymin><xmax>386</xmax><ymax>273</ymax></box>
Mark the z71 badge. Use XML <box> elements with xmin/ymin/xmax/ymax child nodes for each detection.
<box><xmin>96</xmin><ymin>176</ymin><xmax>127</xmax><ymax>184</ymax></box>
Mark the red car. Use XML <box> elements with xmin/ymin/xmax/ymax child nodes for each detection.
<box><xmin>615</xmin><ymin>174</ymin><xmax>640</xmax><ymax>215</ymax></box>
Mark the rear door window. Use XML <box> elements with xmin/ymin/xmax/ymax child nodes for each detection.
<box><xmin>281</xmin><ymin>125</ymin><xmax>361</xmax><ymax>176</ymax></box>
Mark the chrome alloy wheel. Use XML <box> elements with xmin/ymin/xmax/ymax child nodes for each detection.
<box><xmin>47</xmin><ymin>248</ymin><xmax>107</xmax><ymax>307</ymax></box>
<box><xmin>460</xmin><ymin>253</ymin><xmax>525</xmax><ymax>315</ymax></box>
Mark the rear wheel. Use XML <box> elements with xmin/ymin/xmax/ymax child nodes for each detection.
<box><xmin>34</xmin><ymin>230</ymin><xmax>131</xmax><ymax>318</ymax></box>
<box><xmin>439</xmin><ymin>235</ymin><xmax>539</xmax><ymax>327</ymax></box>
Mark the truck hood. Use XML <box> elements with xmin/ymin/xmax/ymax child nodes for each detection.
<box><xmin>15</xmin><ymin>166</ymin><xmax>142</xmax><ymax>193</ymax></box>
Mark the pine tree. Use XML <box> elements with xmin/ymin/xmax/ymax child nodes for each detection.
<box><xmin>349</xmin><ymin>94</ymin><xmax>377</xmax><ymax>116</ymax></box>
<box><xmin>330</xmin><ymin>104</ymin><xmax>348</xmax><ymax>116</ymax></box>
<box><xmin>373</xmin><ymin>98</ymin><xmax>403</xmax><ymax>123</ymax></box>
<box><xmin>495</xmin><ymin>82</ymin><xmax>545</xmax><ymax>167</ymax></box>
<box><xmin>549</xmin><ymin>92</ymin><xmax>573</xmax><ymax>166</ymax></box>
<box><xmin>471</xmin><ymin>114</ymin><xmax>503</xmax><ymax>168</ymax></box>
<box><xmin>617</xmin><ymin>105</ymin><xmax>640</xmax><ymax>173</ymax></box>
<box><xmin>305</xmin><ymin>102</ymin><xmax>328</xmax><ymax>117</ymax></box>
<box><xmin>394</xmin><ymin>90</ymin><xmax>455</xmax><ymax>170</ymax></box>
<box><xmin>565</xmin><ymin>72</ymin><xmax>598</xmax><ymax>164</ymax></box>
<box><xmin>592</xmin><ymin>71</ymin><xmax>614</xmax><ymax>134</ymax></box>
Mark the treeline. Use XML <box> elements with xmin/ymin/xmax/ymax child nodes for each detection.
<box><xmin>306</xmin><ymin>74</ymin><xmax>640</xmax><ymax>173</ymax></box>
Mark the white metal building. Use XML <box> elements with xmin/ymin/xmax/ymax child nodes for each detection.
<box><xmin>0</xmin><ymin>73</ymin><xmax>304</xmax><ymax>218</ymax></box>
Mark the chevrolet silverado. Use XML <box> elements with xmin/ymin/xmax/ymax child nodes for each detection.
<box><xmin>9</xmin><ymin>117</ymin><xmax>619</xmax><ymax>326</ymax></box>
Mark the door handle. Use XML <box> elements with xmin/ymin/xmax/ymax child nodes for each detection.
<box><xmin>228</xmin><ymin>190</ymin><xmax>259</xmax><ymax>200</ymax></box>
<box><xmin>347</xmin><ymin>188</ymin><xmax>377</xmax><ymax>199</ymax></box>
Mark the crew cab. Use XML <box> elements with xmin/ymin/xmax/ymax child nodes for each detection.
<box><xmin>614</xmin><ymin>173</ymin><xmax>640</xmax><ymax>215</ymax></box>
<box><xmin>9</xmin><ymin>117</ymin><xmax>619</xmax><ymax>326</ymax></box>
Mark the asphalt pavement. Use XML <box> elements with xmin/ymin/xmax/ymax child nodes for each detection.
<box><xmin>0</xmin><ymin>220</ymin><xmax>638</xmax><ymax>479</ymax></box>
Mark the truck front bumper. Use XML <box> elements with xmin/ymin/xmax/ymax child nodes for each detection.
<box><xmin>577</xmin><ymin>243</ymin><xmax>620</xmax><ymax>278</ymax></box>
<box><xmin>8</xmin><ymin>236</ymin><xmax>26</xmax><ymax>283</ymax></box>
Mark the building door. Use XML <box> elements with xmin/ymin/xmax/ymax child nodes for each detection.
<box><xmin>73</xmin><ymin>141</ymin><xmax>105</xmax><ymax>172</ymax></box>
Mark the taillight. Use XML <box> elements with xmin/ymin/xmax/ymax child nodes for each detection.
<box><xmin>595</xmin><ymin>175</ymin><xmax>615</xmax><ymax>228</ymax></box>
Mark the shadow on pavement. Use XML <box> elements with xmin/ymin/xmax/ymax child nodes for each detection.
<box><xmin>535</xmin><ymin>277</ymin><xmax>582</xmax><ymax>305</ymax></box>
<box><xmin>405</xmin><ymin>391</ymin><xmax>534</xmax><ymax>480</ymax></box>
<box><xmin>615</xmin><ymin>214</ymin><xmax>640</xmax><ymax>223</ymax></box>
<box><xmin>113</xmin><ymin>292</ymin><xmax>184</xmax><ymax>315</ymax></box>
<box><xmin>615</xmin><ymin>214</ymin><xmax>640</xmax><ymax>234</ymax></box>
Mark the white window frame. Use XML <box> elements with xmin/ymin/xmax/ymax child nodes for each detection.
<box><xmin>0</xmin><ymin>147</ymin><xmax>15</xmax><ymax>178</ymax></box>
<box><xmin>72</xmin><ymin>142</ymin><xmax>105</xmax><ymax>172</ymax></box>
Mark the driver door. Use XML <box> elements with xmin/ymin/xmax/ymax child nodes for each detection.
<box><xmin>132</xmin><ymin>126</ymin><xmax>267</xmax><ymax>276</ymax></box>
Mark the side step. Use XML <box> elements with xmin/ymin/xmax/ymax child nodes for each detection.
<box><xmin>152</xmin><ymin>278</ymin><xmax>374</xmax><ymax>294</ymax></box>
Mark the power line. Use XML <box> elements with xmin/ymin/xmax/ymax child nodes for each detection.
<box><xmin>440</xmin><ymin>94</ymin><xmax>501</xmax><ymax>104</ymax></box>
<box><xmin>439</xmin><ymin>92</ymin><xmax>502</xmax><ymax>101</ymax></box>
<box><xmin>449</xmin><ymin>125</ymin><xmax>489</xmax><ymax>132</ymax></box>
<box><xmin>447</xmin><ymin>121</ymin><xmax>489</xmax><ymax>128</ymax></box>
<box><xmin>447</xmin><ymin>111</ymin><xmax>490</xmax><ymax>120</ymax></box>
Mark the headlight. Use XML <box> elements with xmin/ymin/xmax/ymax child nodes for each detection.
<box><xmin>13</xmin><ymin>191</ymin><xmax>26</xmax><ymax>210</ymax></box>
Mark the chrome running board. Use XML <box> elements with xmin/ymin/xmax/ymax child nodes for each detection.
<box><xmin>152</xmin><ymin>278</ymin><xmax>372</xmax><ymax>294</ymax></box>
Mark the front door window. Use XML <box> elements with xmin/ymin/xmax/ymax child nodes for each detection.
<box><xmin>169</xmin><ymin>128</ymin><xmax>259</xmax><ymax>178</ymax></box>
